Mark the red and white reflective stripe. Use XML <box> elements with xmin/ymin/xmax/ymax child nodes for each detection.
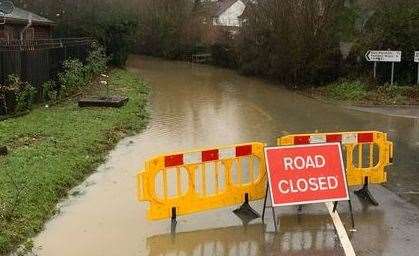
<box><xmin>184</xmin><ymin>152</ymin><xmax>201</xmax><ymax>164</ymax></box>
<box><xmin>342</xmin><ymin>133</ymin><xmax>357</xmax><ymax>144</ymax></box>
<box><xmin>164</xmin><ymin>144</ymin><xmax>253</xmax><ymax>168</ymax></box>
<box><xmin>294</xmin><ymin>132</ymin><xmax>374</xmax><ymax>145</ymax></box>
<box><xmin>219</xmin><ymin>147</ymin><xmax>235</xmax><ymax>159</ymax></box>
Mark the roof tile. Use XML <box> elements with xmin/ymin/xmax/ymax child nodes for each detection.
<box><xmin>3</xmin><ymin>7</ymin><xmax>55</xmax><ymax>25</ymax></box>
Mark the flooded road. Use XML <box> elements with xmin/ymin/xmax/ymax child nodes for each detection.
<box><xmin>29</xmin><ymin>56</ymin><xmax>419</xmax><ymax>256</ymax></box>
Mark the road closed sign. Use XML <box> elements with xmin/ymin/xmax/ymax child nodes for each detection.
<box><xmin>265</xmin><ymin>143</ymin><xmax>349</xmax><ymax>207</ymax></box>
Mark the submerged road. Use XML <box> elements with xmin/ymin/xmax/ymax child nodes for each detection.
<box><xmin>28</xmin><ymin>56</ymin><xmax>419</xmax><ymax>256</ymax></box>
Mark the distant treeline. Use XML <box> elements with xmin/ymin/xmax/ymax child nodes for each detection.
<box><xmin>15</xmin><ymin>0</ymin><xmax>419</xmax><ymax>86</ymax></box>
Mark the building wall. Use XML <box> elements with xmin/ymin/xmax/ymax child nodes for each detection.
<box><xmin>0</xmin><ymin>25</ymin><xmax>21</xmax><ymax>40</ymax></box>
<box><xmin>0</xmin><ymin>24</ymin><xmax>52</xmax><ymax>41</ymax></box>
<box><xmin>0</xmin><ymin>28</ymin><xmax>9</xmax><ymax>41</ymax></box>
<box><xmin>213</xmin><ymin>0</ymin><xmax>246</xmax><ymax>27</ymax></box>
<box><xmin>34</xmin><ymin>26</ymin><xmax>53</xmax><ymax>39</ymax></box>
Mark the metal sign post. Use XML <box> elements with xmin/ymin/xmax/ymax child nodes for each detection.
<box><xmin>391</xmin><ymin>62</ymin><xmax>395</xmax><ymax>85</ymax></box>
<box><xmin>365</xmin><ymin>50</ymin><xmax>401</xmax><ymax>84</ymax></box>
<box><xmin>415</xmin><ymin>51</ymin><xmax>419</xmax><ymax>85</ymax></box>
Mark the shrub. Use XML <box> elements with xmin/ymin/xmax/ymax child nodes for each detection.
<box><xmin>86</xmin><ymin>43</ymin><xmax>108</xmax><ymax>76</ymax></box>
<box><xmin>3</xmin><ymin>75</ymin><xmax>37</xmax><ymax>113</ymax></box>
<box><xmin>325</xmin><ymin>81</ymin><xmax>368</xmax><ymax>101</ymax></box>
<box><xmin>58</xmin><ymin>59</ymin><xmax>88</xmax><ymax>96</ymax></box>
<box><xmin>41</xmin><ymin>81</ymin><xmax>58</xmax><ymax>103</ymax></box>
<box><xmin>375</xmin><ymin>85</ymin><xmax>416</xmax><ymax>104</ymax></box>
<box><xmin>15</xmin><ymin>83</ymin><xmax>36</xmax><ymax>113</ymax></box>
<box><xmin>101</xmin><ymin>18</ymin><xmax>138</xmax><ymax>67</ymax></box>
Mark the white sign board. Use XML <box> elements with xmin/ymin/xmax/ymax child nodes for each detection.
<box><xmin>365</xmin><ymin>51</ymin><xmax>401</xmax><ymax>62</ymax></box>
<box><xmin>415</xmin><ymin>51</ymin><xmax>419</xmax><ymax>63</ymax></box>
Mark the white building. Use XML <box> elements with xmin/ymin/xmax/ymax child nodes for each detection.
<box><xmin>211</xmin><ymin>0</ymin><xmax>247</xmax><ymax>27</ymax></box>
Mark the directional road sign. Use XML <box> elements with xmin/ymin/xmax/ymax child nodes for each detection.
<box><xmin>365</xmin><ymin>50</ymin><xmax>401</xmax><ymax>62</ymax></box>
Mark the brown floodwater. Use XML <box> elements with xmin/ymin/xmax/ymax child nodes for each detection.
<box><xmin>26</xmin><ymin>56</ymin><xmax>419</xmax><ymax>256</ymax></box>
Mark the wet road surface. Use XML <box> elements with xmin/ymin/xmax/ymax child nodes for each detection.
<box><xmin>27</xmin><ymin>56</ymin><xmax>419</xmax><ymax>255</ymax></box>
<box><xmin>349</xmin><ymin>105</ymin><xmax>419</xmax><ymax>119</ymax></box>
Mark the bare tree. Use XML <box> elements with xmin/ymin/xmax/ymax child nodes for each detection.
<box><xmin>238</xmin><ymin>0</ymin><xmax>345</xmax><ymax>85</ymax></box>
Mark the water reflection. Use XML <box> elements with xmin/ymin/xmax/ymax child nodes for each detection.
<box><xmin>146</xmin><ymin>205</ymin><xmax>387</xmax><ymax>256</ymax></box>
<box><xmin>147</xmin><ymin>224</ymin><xmax>265</xmax><ymax>256</ymax></box>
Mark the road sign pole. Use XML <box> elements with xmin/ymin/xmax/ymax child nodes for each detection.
<box><xmin>415</xmin><ymin>52</ymin><xmax>419</xmax><ymax>85</ymax></box>
<box><xmin>417</xmin><ymin>62</ymin><xmax>419</xmax><ymax>85</ymax></box>
<box><xmin>391</xmin><ymin>62</ymin><xmax>395</xmax><ymax>85</ymax></box>
<box><xmin>366</xmin><ymin>51</ymin><xmax>401</xmax><ymax>82</ymax></box>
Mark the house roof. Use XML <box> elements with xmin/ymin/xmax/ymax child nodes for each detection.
<box><xmin>239</xmin><ymin>5</ymin><xmax>250</xmax><ymax>19</ymax></box>
<box><xmin>213</xmin><ymin>0</ymin><xmax>241</xmax><ymax>17</ymax></box>
<box><xmin>2</xmin><ymin>7</ymin><xmax>55</xmax><ymax>26</ymax></box>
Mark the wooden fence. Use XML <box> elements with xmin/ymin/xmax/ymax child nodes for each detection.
<box><xmin>0</xmin><ymin>38</ymin><xmax>91</xmax><ymax>90</ymax></box>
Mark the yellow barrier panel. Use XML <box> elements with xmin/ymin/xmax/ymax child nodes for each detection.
<box><xmin>138</xmin><ymin>142</ymin><xmax>267</xmax><ymax>220</ymax></box>
<box><xmin>278</xmin><ymin>131</ymin><xmax>393</xmax><ymax>186</ymax></box>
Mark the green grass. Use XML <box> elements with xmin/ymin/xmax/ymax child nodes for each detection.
<box><xmin>314</xmin><ymin>81</ymin><xmax>418</xmax><ymax>105</ymax></box>
<box><xmin>323</xmin><ymin>81</ymin><xmax>368</xmax><ymax>101</ymax></box>
<box><xmin>0</xmin><ymin>69</ymin><xmax>149</xmax><ymax>254</ymax></box>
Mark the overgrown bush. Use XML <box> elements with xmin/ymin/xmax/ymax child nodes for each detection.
<box><xmin>41</xmin><ymin>80</ymin><xmax>57</xmax><ymax>102</ymax></box>
<box><xmin>58</xmin><ymin>59</ymin><xmax>88</xmax><ymax>96</ymax></box>
<box><xmin>86</xmin><ymin>43</ymin><xmax>108</xmax><ymax>76</ymax></box>
<box><xmin>0</xmin><ymin>75</ymin><xmax>36</xmax><ymax>114</ymax></box>
<box><xmin>57</xmin><ymin>44</ymin><xmax>109</xmax><ymax>97</ymax></box>
<box><xmin>15</xmin><ymin>83</ymin><xmax>36</xmax><ymax>113</ymax></box>
<box><xmin>100</xmin><ymin>17</ymin><xmax>137</xmax><ymax>66</ymax></box>
<box><xmin>375</xmin><ymin>85</ymin><xmax>418</xmax><ymax>104</ymax></box>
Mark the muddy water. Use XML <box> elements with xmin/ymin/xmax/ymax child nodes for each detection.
<box><xmin>29</xmin><ymin>56</ymin><xmax>419</xmax><ymax>256</ymax></box>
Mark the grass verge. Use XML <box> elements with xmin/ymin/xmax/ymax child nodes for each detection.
<box><xmin>0</xmin><ymin>69</ymin><xmax>149</xmax><ymax>254</ymax></box>
<box><xmin>307</xmin><ymin>81</ymin><xmax>419</xmax><ymax>105</ymax></box>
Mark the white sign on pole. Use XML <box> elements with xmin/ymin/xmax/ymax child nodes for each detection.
<box><xmin>414</xmin><ymin>51</ymin><xmax>419</xmax><ymax>63</ymax></box>
<box><xmin>415</xmin><ymin>51</ymin><xmax>419</xmax><ymax>84</ymax></box>
<box><xmin>365</xmin><ymin>51</ymin><xmax>401</xmax><ymax>62</ymax></box>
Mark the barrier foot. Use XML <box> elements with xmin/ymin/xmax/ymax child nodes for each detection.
<box><xmin>261</xmin><ymin>183</ymin><xmax>279</xmax><ymax>232</ymax></box>
<box><xmin>354</xmin><ymin>177</ymin><xmax>379</xmax><ymax>206</ymax></box>
<box><xmin>333</xmin><ymin>201</ymin><xmax>357</xmax><ymax>232</ymax></box>
<box><xmin>297</xmin><ymin>205</ymin><xmax>303</xmax><ymax>214</ymax></box>
<box><xmin>171</xmin><ymin>207</ymin><xmax>177</xmax><ymax>222</ymax></box>
<box><xmin>348</xmin><ymin>199</ymin><xmax>357</xmax><ymax>232</ymax></box>
<box><xmin>170</xmin><ymin>219</ymin><xmax>177</xmax><ymax>236</ymax></box>
<box><xmin>333</xmin><ymin>201</ymin><xmax>338</xmax><ymax>213</ymax></box>
<box><xmin>233</xmin><ymin>193</ymin><xmax>260</xmax><ymax>224</ymax></box>
<box><xmin>262</xmin><ymin>184</ymin><xmax>269</xmax><ymax>222</ymax></box>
